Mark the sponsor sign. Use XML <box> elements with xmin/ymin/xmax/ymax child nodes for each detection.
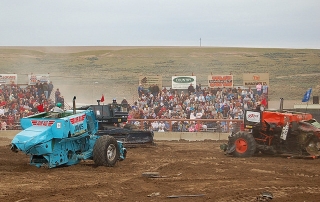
<box><xmin>70</xmin><ymin>114</ymin><xmax>86</xmax><ymax>124</ymax></box>
<box><xmin>243</xmin><ymin>73</ymin><xmax>269</xmax><ymax>87</ymax></box>
<box><xmin>31</xmin><ymin>120</ymin><xmax>55</xmax><ymax>126</ymax></box>
<box><xmin>70</xmin><ymin>114</ymin><xmax>86</xmax><ymax>136</ymax></box>
<box><xmin>280</xmin><ymin>122</ymin><xmax>289</xmax><ymax>140</ymax></box>
<box><xmin>0</xmin><ymin>74</ymin><xmax>17</xmax><ymax>84</ymax></box>
<box><xmin>28</xmin><ymin>74</ymin><xmax>50</xmax><ymax>85</ymax></box>
<box><xmin>246</xmin><ymin>111</ymin><xmax>260</xmax><ymax>123</ymax></box>
<box><xmin>208</xmin><ymin>75</ymin><xmax>233</xmax><ymax>88</ymax></box>
<box><xmin>172</xmin><ymin>76</ymin><xmax>196</xmax><ymax>89</ymax></box>
<box><xmin>139</xmin><ymin>75</ymin><xmax>162</xmax><ymax>89</ymax></box>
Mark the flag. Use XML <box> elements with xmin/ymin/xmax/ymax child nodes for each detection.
<box><xmin>100</xmin><ymin>94</ymin><xmax>105</xmax><ymax>102</ymax></box>
<box><xmin>302</xmin><ymin>88</ymin><xmax>312</xmax><ymax>102</ymax></box>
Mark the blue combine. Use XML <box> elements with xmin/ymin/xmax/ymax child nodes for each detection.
<box><xmin>11</xmin><ymin>97</ymin><xmax>127</xmax><ymax>168</ymax></box>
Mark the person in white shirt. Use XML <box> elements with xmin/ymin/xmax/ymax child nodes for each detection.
<box><xmin>1</xmin><ymin>120</ymin><xmax>7</xmax><ymax>130</ymax></box>
<box><xmin>190</xmin><ymin>111</ymin><xmax>196</xmax><ymax>120</ymax></box>
<box><xmin>158</xmin><ymin>121</ymin><xmax>165</xmax><ymax>132</ymax></box>
<box><xmin>151</xmin><ymin>121</ymin><xmax>159</xmax><ymax>131</ymax></box>
<box><xmin>0</xmin><ymin>106</ymin><xmax>4</xmax><ymax>116</ymax></box>
<box><xmin>195</xmin><ymin>110</ymin><xmax>203</xmax><ymax>119</ymax></box>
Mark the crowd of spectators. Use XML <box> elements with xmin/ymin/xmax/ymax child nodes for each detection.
<box><xmin>127</xmin><ymin>83</ymin><xmax>268</xmax><ymax>132</ymax></box>
<box><xmin>0</xmin><ymin>81</ymin><xmax>65</xmax><ymax>130</ymax></box>
<box><xmin>0</xmin><ymin>80</ymin><xmax>268</xmax><ymax>133</ymax></box>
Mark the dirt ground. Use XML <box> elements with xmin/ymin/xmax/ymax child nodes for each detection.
<box><xmin>1</xmin><ymin>137</ymin><xmax>320</xmax><ymax>202</ymax></box>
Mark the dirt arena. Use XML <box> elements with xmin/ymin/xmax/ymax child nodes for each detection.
<box><xmin>1</xmin><ymin>134</ymin><xmax>320</xmax><ymax>202</ymax></box>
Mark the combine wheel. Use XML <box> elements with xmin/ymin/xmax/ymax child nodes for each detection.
<box><xmin>306</xmin><ymin>138</ymin><xmax>320</xmax><ymax>156</ymax></box>
<box><xmin>232</xmin><ymin>132</ymin><xmax>256</xmax><ymax>157</ymax></box>
<box><xmin>93</xmin><ymin>135</ymin><xmax>120</xmax><ymax>167</ymax></box>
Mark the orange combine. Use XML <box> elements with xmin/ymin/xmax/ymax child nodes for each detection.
<box><xmin>221</xmin><ymin>99</ymin><xmax>320</xmax><ymax>158</ymax></box>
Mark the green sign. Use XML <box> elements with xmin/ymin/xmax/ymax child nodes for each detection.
<box><xmin>173</xmin><ymin>77</ymin><xmax>195</xmax><ymax>83</ymax></box>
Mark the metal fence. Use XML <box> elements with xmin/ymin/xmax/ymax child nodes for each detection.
<box><xmin>126</xmin><ymin>118</ymin><xmax>243</xmax><ymax>133</ymax></box>
<box><xmin>1</xmin><ymin>118</ymin><xmax>243</xmax><ymax>133</ymax></box>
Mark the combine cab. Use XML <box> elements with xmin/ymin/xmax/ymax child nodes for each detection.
<box><xmin>222</xmin><ymin>99</ymin><xmax>320</xmax><ymax>158</ymax></box>
<box><xmin>79</xmin><ymin>101</ymin><xmax>154</xmax><ymax>147</ymax></box>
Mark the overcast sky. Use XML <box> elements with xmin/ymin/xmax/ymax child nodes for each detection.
<box><xmin>1</xmin><ymin>0</ymin><xmax>319</xmax><ymax>48</ymax></box>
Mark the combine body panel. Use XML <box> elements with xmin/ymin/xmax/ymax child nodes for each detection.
<box><xmin>11</xmin><ymin>107</ymin><xmax>126</xmax><ymax>168</ymax></box>
<box><xmin>222</xmin><ymin>99</ymin><xmax>320</xmax><ymax>158</ymax></box>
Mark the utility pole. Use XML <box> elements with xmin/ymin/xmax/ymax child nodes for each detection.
<box><xmin>200</xmin><ymin>38</ymin><xmax>201</xmax><ymax>47</ymax></box>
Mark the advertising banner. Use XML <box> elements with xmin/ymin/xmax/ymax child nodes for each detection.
<box><xmin>0</xmin><ymin>74</ymin><xmax>18</xmax><ymax>85</ymax></box>
<box><xmin>28</xmin><ymin>74</ymin><xmax>50</xmax><ymax>85</ymax></box>
<box><xmin>208</xmin><ymin>75</ymin><xmax>233</xmax><ymax>88</ymax></box>
<box><xmin>172</xmin><ymin>76</ymin><xmax>196</xmax><ymax>89</ymax></box>
<box><xmin>243</xmin><ymin>73</ymin><xmax>269</xmax><ymax>87</ymax></box>
<box><xmin>139</xmin><ymin>75</ymin><xmax>162</xmax><ymax>89</ymax></box>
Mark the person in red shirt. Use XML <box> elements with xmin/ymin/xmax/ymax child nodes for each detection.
<box><xmin>7</xmin><ymin>113</ymin><xmax>14</xmax><ymax>126</ymax></box>
<box><xmin>37</xmin><ymin>103</ymin><xmax>45</xmax><ymax>112</ymax></box>
<box><xmin>17</xmin><ymin>91</ymin><xmax>24</xmax><ymax>99</ymax></box>
<box><xmin>0</xmin><ymin>100</ymin><xmax>6</xmax><ymax>107</ymax></box>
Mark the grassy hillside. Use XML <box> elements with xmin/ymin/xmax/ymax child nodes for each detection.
<box><xmin>0</xmin><ymin>46</ymin><xmax>319</xmax><ymax>104</ymax></box>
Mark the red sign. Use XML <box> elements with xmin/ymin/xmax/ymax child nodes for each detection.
<box><xmin>31</xmin><ymin>120</ymin><xmax>55</xmax><ymax>126</ymax></box>
<box><xmin>70</xmin><ymin>114</ymin><xmax>86</xmax><ymax>124</ymax></box>
<box><xmin>208</xmin><ymin>75</ymin><xmax>233</xmax><ymax>88</ymax></box>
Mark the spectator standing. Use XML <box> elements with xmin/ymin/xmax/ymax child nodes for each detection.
<box><xmin>54</xmin><ymin>88</ymin><xmax>61</xmax><ymax>104</ymax></box>
<box><xmin>256</xmin><ymin>82</ymin><xmax>262</xmax><ymax>96</ymax></box>
<box><xmin>48</xmin><ymin>81</ymin><xmax>54</xmax><ymax>98</ymax></box>
<box><xmin>248</xmin><ymin>87</ymin><xmax>255</xmax><ymax>99</ymax></box>
<box><xmin>42</xmin><ymin>81</ymin><xmax>49</xmax><ymax>99</ymax></box>
<box><xmin>196</xmin><ymin>83</ymin><xmax>201</xmax><ymax>92</ymax></box>
<box><xmin>35</xmin><ymin>80</ymin><xmax>44</xmax><ymax>97</ymax></box>
<box><xmin>138</xmin><ymin>84</ymin><xmax>143</xmax><ymax>98</ymax></box>
<box><xmin>59</xmin><ymin>96</ymin><xmax>65</xmax><ymax>109</ymax></box>
<box><xmin>154</xmin><ymin>84</ymin><xmax>160</xmax><ymax>97</ymax></box>
<box><xmin>262</xmin><ymin>84</ymin><xmax>268</xmax><ymax>94</ymax></box>
<box><xmin>187</xmin><ymin>84</ymin><xmax>195</xmax><ymax>95</ymax></box>
<box><xmin>262</xmin><ymin>84</ymin><xmax>268</xmax><ymax>101</ymax></box>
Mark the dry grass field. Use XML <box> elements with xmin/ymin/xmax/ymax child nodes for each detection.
<box><xmin>0</xmin><ymin>46</ymin><xmax>319</xmax><ymax>105</ymax></box>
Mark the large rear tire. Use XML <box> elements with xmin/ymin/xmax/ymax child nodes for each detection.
<box><xmin>93</xmin><ymin>135</ymin><xmax>120</xmax><ymax>167</ymax></box>
<box><xmin>232</xmin><ymin>132</ymin><xmax>256</xmax><ymax>157</ymax></box>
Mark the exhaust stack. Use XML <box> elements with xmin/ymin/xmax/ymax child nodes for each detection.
<box><xmin>279</xmin><ymin>98</ymin><xmax>284</xmax><ymax>112</ymax></box>
<box><xmin>73</xmin><ymin>96</ymin><xmax>76</xmax><ymax>114</ymax></box>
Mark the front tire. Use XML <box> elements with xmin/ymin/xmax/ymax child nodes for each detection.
<box><xmin>93</xmin><ymin>135</ymin><xmax>120</xmax><ymax>167</ymax></box>
<box><xmin>232</xmin><ymin>132</ymin><xmax>256</xmax><ymax>157</ymax></box>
